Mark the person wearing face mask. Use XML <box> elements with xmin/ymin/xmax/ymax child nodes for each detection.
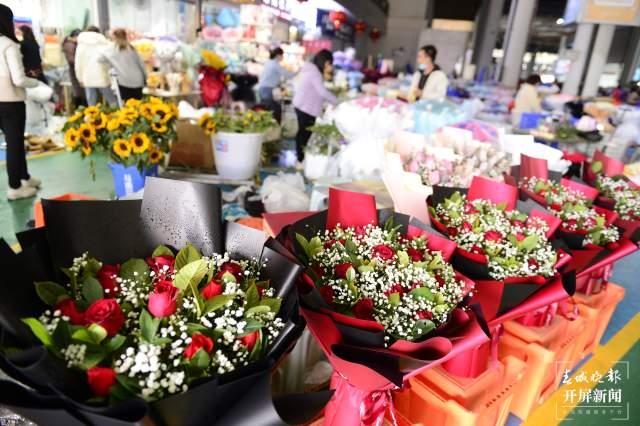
<box><xmin>512</xmin><ymin>74</ymin><xmax>542</xmax><ymax>127</ymax></box>
<box><xmin>292</xmin><ymin>49</ymin><xmax>338</xmax><ymax>168</ymax></box>
<box><xmin>410</xmin><ymin>45</ymin><xmax>448</xmax><ymax>101</ymax></box>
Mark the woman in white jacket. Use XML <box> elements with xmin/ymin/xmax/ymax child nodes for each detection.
<box><xmin>74</xmin><ymin>26</ymin><xmax>115</xmax><ymax>106</ymax></box>
<box><xmin>410</xmin><ymin>45</ymin><xmax>448</xmax><ymax>101</ymax></box>
<box><xmin>512</xmin><ymin>74</ymin><xmax>542</xmax><ymax>127</ymax></box>
<box><xmin>0</xmin><ymin>4</ymin><xmax>41</xmax><ymax>200</ymax></box>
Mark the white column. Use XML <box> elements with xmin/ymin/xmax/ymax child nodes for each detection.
<box><xmin>582</xmin><ymin>24</ymin><xmax>615</xmax><ymax>98</ymax></box>
<box><xmin>562</xmin><ymin>23</ymin><xmax>594</xmax><ymax>96</ymax></box>
<box><xmin>501</xmin><ymin>0</ymin><xmax>537</xmax><ymax>87</ymax></box>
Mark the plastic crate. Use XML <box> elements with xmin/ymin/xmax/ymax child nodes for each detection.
<box><xmin>33</xmin><ymin>193</ymin><xmax>95</xmax><ymax>228</ymax></box>
<box><xmin>393</xmin><ymin>356</ymin><xmax>526</xmax><ymax>426</ymax></box>
<box><xmin>503</xmin><ymin>315</ymin><xmax>567</xmax><ymax>351</ymax></box>
<box><xmin>519</xmin><ymin>113</ymin><xmax>545</xmax><ymax>130</ymax></box>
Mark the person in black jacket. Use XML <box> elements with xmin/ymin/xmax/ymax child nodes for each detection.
<box><xmin>18</xmin><ymin>25</ymin><xmax>47</xmax><ymax>84</ymax></box>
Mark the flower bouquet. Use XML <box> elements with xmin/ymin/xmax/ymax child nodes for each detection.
<box><xmin>199</xmin><ymin>49</ymin><xmax>228</xmax><ymax>107</ymax></box>
<box><xmin>278</xmin><ymin>188</ymin><xmax>490</xmax><ymax>425</ymax></box>
<box><xmin>0</xmin><ymin>177</ymin><xmax>329</xmax><ymax>426</ymax></box>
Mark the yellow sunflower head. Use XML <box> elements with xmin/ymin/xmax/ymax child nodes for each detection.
<box><xmin>148</xmin><ymin>96</ymin><xmax>162</xmax><ymax>105</ymax></box>
<box><xmin>125</xmin><ymin>98</ymin><xmax>142</xmax><ymax>108</ymax></box>
<box><xmin>83</xmin><ymin>105</ymin><xmax>100</xmax><ymax>118</ymax></box>
<box><xmin>151</xmin><ymin>121</ymin><xmax>168</xmax><ymax>133</ymax></box>
<box><xmin>130</xmin><ymin>132</ymin><xmax>151</xmax><ymax>154</ymax></box>
<box><xmin>113</xmin><ymin>138</ymin><xmax>131</xmax><ymax>159</ymax></box>
<box><xmin>92</xmin><ymin>113</ymin><xmax>108</xmax><ymax>129</ymax></box>
<box><xmin>107</xmin><ymin>118</ymin><xmax>121</xmax><ymax>132</ymax></box>
<box><xmin>140</xmin><ymin>103</ymin><xmax>154</xmax><ymax>120</ymax></box>
<box><xmin>122</xmin><ymin>107</ymin><xmax>139</xmax><ymax>121</ymax></box>
<box><xmin>197</xmin><ymin>113</ymin><xmax>211</xmax><ymax>128</ymax></box>
<box><xmin>64</xmin><ymin>128</ymin><xmax>80</xmax><ymax>149</ymax></box>
<box><xmin>68</xmin><ymin>111</ymin><xmax>83</xmax><ymax>123</ymax></box>
<box><xmin>152</xmin><ymin>104</ymin><xmax>172</xmax><ymax>123</ymax></box>
<box><xmin>149</xmin><ymin>149</ymin><xmax>164</xmax><ymax>164</ymax></box>
<box><xmin>204</xmin><ymin>120</ymin><xmax>216</xmax><ymax>135</ymax></box>
<box><xmin>81</xmin><ymin>142</ymin><xmax>93</xmax><ymax>156</ymax></box>
<box><xmin>78</xmin><ymin>123</ymin><xmax>97</xmax><ymax>143</ymax></box>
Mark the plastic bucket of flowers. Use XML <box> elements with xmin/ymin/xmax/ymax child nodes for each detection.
<box><xmin>198</xmin><ymin>110</ymin><xmax>277</xmax><ymax>181</ymax></box>
<box><xmin>303</xmin><ymin>122</ymin><xmax>343</xmax><ymax>180</ymax></box>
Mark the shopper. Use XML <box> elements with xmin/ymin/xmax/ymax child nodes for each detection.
<box><xmin>292</xmin><ymin>49</ymin><xmax>338</xmax><ymax>167</ymax></box>
<box><xmin>258</xmin><ymin>47</ymin><xmax>295</xmax><ymax>123</ymax></box>
<box><xmin>99</xmin><ymin>28</ymin><xmax>146</xmax><ymax>101</ymax></box>
<box><xmin>410</xmin><ymin>45</ymin><xmax>448</xmax><ymax>101</ymax></box>
<box><xmin>512</xmin><ymin>74</ymin><xmax>542</xmax><ymax>127</ymax></box>
<box><xmin>18</xmin><ymin>25</ymin><xmax>47</xmax><ymax>84</ymax></box>
<box><xmin>62</xmin><ymin>29</ymin><xmax>85</xmax><ymax>106</ymax></box>
<box><xmin>75</xmin><ymin>26</ymin><xmax>115</xmax><ymax>106</ymax></box>
<box><xmin>0</xmin><ymin>4</ymin><xmax>41</xmax><ymax>200</ymax></box>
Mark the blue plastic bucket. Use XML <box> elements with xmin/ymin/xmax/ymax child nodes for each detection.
<box><xmin>108</xmin><ymin>163</ymin><xmax>158</xmax><ymax>198</ymax></box>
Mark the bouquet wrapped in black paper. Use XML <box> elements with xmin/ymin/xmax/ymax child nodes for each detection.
<box><xmin>0</xmin><ymin>177</ymin><xmax>330</xmax><ymax>426</ymax></box>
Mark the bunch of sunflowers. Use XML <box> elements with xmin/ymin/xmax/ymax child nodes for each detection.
<box><xmin>63</xmin><ymin>97</ymin><xmax>177</xmax><ymax>170</ymax></box>
<box><xmin>197</xmin><ymin>109</ymin><xmax>277</xmax><ymax>136</ymax></box>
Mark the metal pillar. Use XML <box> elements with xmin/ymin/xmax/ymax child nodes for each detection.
<box><xmin>195</xmin><ymin>0</ymin><xmax>203</xmax><ymax>29</ymax></box>
<box><xmin>473</xmin><ymin>0</ymin><xmax>506</xmax><ymax>81</ymax></box>
<box><xmin>562</xmin><ymin>23</ymin><xmax>594</xmax><ymax>96</ymax></box>
<box><xmin>501</xmin><ymin>0</ymin><xmax>537</xmax><ymax>87</ymax></box>
<box><xmin>582</xmin><ymin>24</ymin><xmax>615</xmax><ymax>98</ymax></box>
<box><xmin>96</xmin><ymin>0</ymin><xmax>109</xmax><ymax>33</ymax></box>
<box><xmin>620</xmin><ymin>27</ymin><xmax>640</xmax><ymax>84</ymax></box>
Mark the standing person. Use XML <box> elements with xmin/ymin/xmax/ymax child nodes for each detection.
<box><xmin>17</xmin><ymin>25</ymin><xmax>47</xmax><ymax>84</ymax></box>
<box><xmin>292</xmin><ymin>49</ymin><xmax>337</xmax><ymax>168</ymax></box>
<box><xmin>0</xmin><ymin>4</ymin><xmax>41</xmax><ymax>200</ymax></box>
<box><xmin>99</xmin><ymin>28</ymin><xmax>146</xmax><ymax>101</ymax></box>
<box><xmin>62</xmin><ymin>29</ymin><xmax>85</xmax><ymax>106</ymax></box>
<box><xmin>410</xmin><ymin>45</ymin><xmax>448</xmax><ymax>101</ymax></box>
<box><xmin>75</xmin><ymin>26</ymin><xmax>115</xmax><ymax>106</ymax></box>
<box><xmin>512</xmin><ymin>74</ymin><xmax>542</xmax><ymax>127</ymax></box>
<box><xmin>258</xmin><ymin>47</ymin><xmax>294</xmax><ymax>123</ymax></box>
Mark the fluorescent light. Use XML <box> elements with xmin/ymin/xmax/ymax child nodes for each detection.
<box><xmin>556</xmin><ymin>18</ymin><xmax>565</xmax><ymax>25</ymax></box>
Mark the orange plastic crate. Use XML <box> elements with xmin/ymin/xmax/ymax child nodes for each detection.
<box><xmin>34</xmin><ymin>193</ymin><xmax>95</xmax><ymax>228</ymax></box>
<box><xmin>503</xmin><ymin>314</ymin><xmax>567</xmax><ymax>351</ymax></box>
<box><xmin>393</xmin><ymin>356</ymin><xmax>526</xmax><ymax>426</ymax></box>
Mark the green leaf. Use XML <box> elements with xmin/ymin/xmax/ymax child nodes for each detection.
<box><xmin>518</xmin><ymin>234</ymin><xmax>539</xmax><ymax>251</ymax></box>
<box><xmin>242</xmin><ymin>318</ymin><xmax>264</xmax><ymax>335</ymax></box>
<box><xmin>345</xmin><ymin>239</ymin><xmax>358</xmax><ymax>254</ymax></box>
<box><xmin>79</xmin><ymin>351</ymin><xmax>105</xmax><ymax>369</ymax></box>
<box><xmin>152</xmin><ymin>245</ymin><xmax>174</xmax><ymax>257</ymax></box>
<box><xmin>357</xmin><ymin>264</ymin><xmax>374</xmax><ymax>273</ymax></box>
<box><xmin>397</xmin><ymin>250</ymin><xmax>409</xmax><ymax>266</ymax></box>
<box><xmin>246</xmin><ymin>284</ymin><xmax>260</xmax><ymax>309</ymax></box>
<box><xmin>591</xmin><ymin>161</ymin><xmax>603</xmax><ymax>174</ymax></box>
<box><xmin>434</xmin><ymin>304</ymin><xmax>448</xmax><ymax>314</ymax></box>
<box><xmin>82</xmin><ymin>277</ymin><xmax>104</xmax><ymax>303</ymax></box>
<box><xmin>175</xmin><ymin>244</ymin><xmax>202</xmax><ymax>270</ymax></box>
<box><xmin>173</xmin><ymin>259</ymin><xmax>208</xmax><ymax>291</ymax></box>
<box><xmin>450</xmin><ymin>191</ymin><xmax>462</xmax><ymax>203</ymax></box>
<box><xmin>21</xmin><ymin>318</ymin><xmax>52</xmax><ymax>346</ymax></box>
<box><xmin>104</xmin><ymin>334</ymin><xmax>126</xmax><ymax>352</ymax></box>
<box><xmin>186</xmin><ymin>322</ymin><xmax>208</xmax><ymax>333</ymax></box>
<box><xmin>412</xmin><ymin>319</ymin><xmax>435</xmax><ymax>338</ymax></box>
<box><xmin>427</xmin><ymin>256</ymin><xmax>443</xmax><ymax>271</ymax></box>
<box><xmin>246</xmin><ymin>305</ymin><xmax>270</xmax><ymax>315</ymax></box>
<box><xmin>204</xmin><ymin>294</ymin><xmax>234</xmax><ymax>313</ymax></box>
<box><xmin>83</xmin><ymin>258</ymin><xmax>103</xmax><ymax>278</ymax></box>
<box><xmin>308</xmin><ymin>236</ymin><xmax>324</xmax><ymax>257</ymax></box>
<box><xmin>434</xmin><ymin>293</ymin><xmax>446</xmax><ymax>305</ymax></box>
<box><xmin>71</xmin><ymin>328</ymin><xmax>95</xmax><ymax>344</ymax></box>
<box><xmin>388</xmin><ymin>292</ymin><xmax>401</xmax><ymax>306</ymax></box>
<box><xmin>345</xmin><ymin>266</ymin><xmax>357</xmax><ymax>282</ymax></box>
<box><xmin>140</xmin><ymin>310</ymin><xmax>160</xmax><ymax>343</ymax></box>
<box><xmin>410</xmin><ymin>287</ymin><xmax>434</xmax><ymax>301</ymax></box>
<box><xmin>496</xmin><ymin>202</ymin><xmax>507</xmax><ymax>211</ymax></box>
<box><xmin>428</xmin><ymin>206</ymin><xmax>437</xmax><ymax>219</ymax></box>
<box><xmin>221</xmin><ymin>271</ymin><xmax>236</xmax><ymax>283</ymax></box>
<box><xmin>34</xmin><ymin>281</ymin><xmax>69</xmax><ymax>306</ymax></box>
<box><xmin>295</xmin><ymin>233</ymin><xmax>309</xmax><ymax>253</ymax></box>
<box><xmin>120</xmin><ymin>258</ymin><xmax>150</xmax><ymax>282</ymax></box>
<box><xmin>190</xmin><ymin>349</ymin><xmax>211</xmax><ymax>370</ymax></box>
<box><xmin>249</xmin><ymin>330</ymin><xmax>264</xmax><ymax>361</ymax></box>
<box><xmin>52</xmin><ymin>321</ymin><xmax>71</xmax><ymax>348</ymax></box>
<box><xmin>259</xmin><ymin>297</ymin><xmax>282</xmax><ymax>314</ymax></box>
<box><xmin>87</xmin><ymin>324</ymin><xmax>107</xmax><ymax>343</ymax></box>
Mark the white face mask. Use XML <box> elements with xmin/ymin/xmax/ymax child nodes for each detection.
<box><xmin>418</xmin><ymin>63</ymin><xmax>426</xmax><ymax>71</ymax></box>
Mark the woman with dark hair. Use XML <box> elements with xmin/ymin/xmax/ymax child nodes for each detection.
<box><xmin>99</xmin><ymin>28</ymin><xmax>146</xmax><ymax>101</ymax></box>
<box><xmin>292</xmin><ymin>49</ymin><xmax>337</xmax><ymax>167</ymax></box>
<box><xmin>512</xmin><ymin>74</ymin><xmax>542</xmax><ymax>127</ymax></box>
<box><xmin>0</xmin><ymin>4</ymin><xmax>41</xmax><ymax>200</ymax></box>
<box><xmin>18</xmin><ymin>25</ymin><xmax>47</xmax><ymax>84</ymax></box>
<box><xmin>257</xmin><ymin>47</ymin><xmax>295</xmax><ymax>123</ymax></box>
<box><xmin>410</xmin><ymin>44</ymin><xmax>448</xmax><ymax>100</ymax></box>
<box><xmin>62</xmin><ymin>28</ymin><xmax>84</xmax><ymax>106</ymax></box>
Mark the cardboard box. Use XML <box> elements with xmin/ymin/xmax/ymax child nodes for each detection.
<box><xmin>169</xmin><ymin>119</ymin><xmax>215</xmax><ymax>170</ymax></box>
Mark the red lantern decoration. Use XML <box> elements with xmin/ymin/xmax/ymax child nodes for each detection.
<box><xmin>354</xmin><ymin>20</ymin><xmax>367</xmax><ymax>33</ymax></box>
<box><xmin>369</xmin><ymin>27</ymin><xmax>381</xmax><ymax>41</ymax></box>
<box><xmin>329</xmin><ymin>11</ymin><xmax>347</xmax><ymax>29</ymax></box>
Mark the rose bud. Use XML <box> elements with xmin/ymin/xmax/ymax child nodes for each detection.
<box><xmin>372</xmin><ymin>244</ymin><xmax>395</xmax><ymax>261</ymax></box>
<box><xmin>184</xmin><ymin>333</ymin><xmax>214</xmax><ymax>360</ymax></box>
<box><xmin>407</xmin><ymin>247</ymin><xmax>424</xmax><ymax>262</ymax></box>
<box><xmin>216</xmin><ymin>262</ymin><xmax>243</xmax><ymax>281</ymax></box>
<box><xmin>384</xmin><ymin>283</ymin><xmax>404</xmax><ymax>296</ymax></box>
<box><xmin>353</xmin><ymin>298</ymin><xmax>374</xmax><ymax>320</ymax></box>
<box><xmin>319</xmin><ymin>286</ymin><xmax>334</xmax><ymax>305</ymax></box>
<box><xmin>84</xmin><ymin>299</ymin><xmax>125</xmax><ymax>336</ymax></box>
<box><xmin>461</xmin><ymin>222</ymin><xmax>473</xmax><ymax>233</ymax></box>
<box><xmin>528</xmin><ymin>258</ymin><xmax>539</xmax><ymax>269</ymax></box>
<box><xmin>434</xmin><ymin>275</ymin><xmax>446</xmax><ymax>288</ymax></box>
<box><xmin>549</xmin><ymin>203</ymin><xmax>561</xmax><ymax>211</ymax></box>
<box><xmin>57</xmin><ymin>298</ymin><xmax>85</xmax><ymax>325</ymax></box>
<box><xmin>239</xmin><ymin>330</ymin><xmax>260</xmax><ymax>352</ymax></box>
<box><xmin>201</xmin><ymin>280</ymin><xmax>223</xmax><ymax>300</ymax></box>
<box><xmin>87</xmin><ymin>367</ymin><xmax>117</xmax><ymax>397</ymax></box>
<box><xmin>417</xmin><ymin>310</ymin><xmax>433</xmax><ymax>320</ymax></box>
<box><xmin>484</xmin><ymin>230</ymin><xmax>502</xmax><ymax>243</ymax></box>
<box><xmin>334</xmin><ymin>262</ymin><xmax>354</xmax><ymax>279</ymax></box>
<box><xmin>146</xmin><ymin>255</ymin><xmax>175</xmax><ymax>281</ymax></box>
<box><xmin>470</xmin><ymin>245</ymin><xmax>484</xmax><ymax>255</ymax></box>
<box><xmin>463</xmin><ymin>202</ymin><xmax>478</xmax><ymax>214</ymax></box>
<box><xmin>447</xmin><ymin>227</ymin><xmax>459</xmax><ymax>237</ymax></box>
<box><xmin>148</xmin><ymin>280</ymin><xmax>179</xmax><ymax>318</ymax></box>
<box><xmin>324</xmin><ymin>239</ymin><xmax>338</xmax><ymax>249</ymax></box>
<box><xmin>97</xmin><ymin>264</ymin><xmax>120</xmax><ymax>296</ymax></box>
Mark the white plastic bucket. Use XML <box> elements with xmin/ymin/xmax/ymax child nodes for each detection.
<box><xmin>212</xmin><ymin>132</ymin><xmax>264</xmax><ymax>180</ymax></box>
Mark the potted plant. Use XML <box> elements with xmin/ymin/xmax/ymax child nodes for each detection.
<box><xmin>303</xmin><ymin>122</ymin><xmax>343</xmax><ymax>180</ymax></box>
<box><xmin>63</xmin><ymin>97</ymin><xmax>177</xmax><ymax>197</ymax></box>
<box><xmin>198</xmin><ymin>109</ymin><xmax>277</xmax><ymax>180</ymax></box>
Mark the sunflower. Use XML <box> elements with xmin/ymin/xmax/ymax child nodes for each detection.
<box><xmin>107</xmin><ymin>117</ymin><xmax>121</xmax><ymax>132</ymax></box>
<box><xmin>83</xmin><ymin>105</ymin><xmax>100</xmax><ymax>119</ymax></box>
<box><xmin>78</xmin><ymin>123</ymin><xmax>97</xmax><ymax>143</ymax></box>
<box><xmin>151</xmin><ymin>121</ymin><xmax>168</xmax><ymax>133</ymax></box>
<box><xmin>140</xmin><ymin>103</ymin><xmax>154</xmax><ymax>120</ymax></box>
<box><xmin>121</xmin><ymin>107</ymin><xmax>139</xmax><ymax>122</ymax></box>
<box><xmin>152</xmin><ymin>104</ymin><xmax>172</xmax><ymax>123</ymax></box>
<box><xmin>68</xmin><ymin>111</ymin><xmax>83</xmax><ymax>123</ymax></box>
<box><xmin>148</xmin><ymin>96</ymin><xmax>162</xmax><ymax>105</ymax></box>
<box><xmin>64</xmin><ymin>128</ymin><xmax>80</xmax><ymax>148</ymax></box>
<box><xmin>130</xmin><ymin>132</ymin><xmax>151</xmax><ymax>154</ymax></box>
<box><xmin>125</xmin><ymin>98</ymin><xmax>142</xmax><ymax>108</ymax></box>
<box><xmin>91</xmin><ymin>112</ymin><xmax>108</xmax><ymax>129</ymax></box>
<box><xmin>113</xmin><ymin>138</ymin><xmax>131</xmax><ymax>158</ymax></box>
<box><xmin>81</xmin><ymin>141</ymin><xmax>92</xmax><ymax>156</ymax></box>
<box><xmin>197</xmin><ymin>113</ymin><xmax>211</xmax><ymax>127</ymax></box>
<box><xmin>149</xmin><ymin>149</ymin><xmax>164</xmax><ymax>164</ymax></box>
<box><xmin>204</xmin><ymin>120</ymin><xmax>216</xmax><ymax>135</ymax></box>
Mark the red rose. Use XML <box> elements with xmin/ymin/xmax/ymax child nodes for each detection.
<box><xmin>319</xmin><ymin>286</ymin><xmax>334</xmax><ymax>304</ymax></box>
<box><xmin>87</xmin><ymin>367</ymin><xmax>117</xmax><ymax>397</ymax></box>
<box><xmin>84</xmin><ymin>299</ymin><xmax>125</xmax><ymax>336</ymax></box>
<box><xmin>417</xmin><ymin>310</ymin><xmax>433</xmax><ymax>320</ymax></box>
<box><xmin>57</xmin><ymin>299</ymin><xmax>85</xmax><ymax>325</ymax></box>
<box><xmin>239</xmin><ymin>330</ymin><xmax>259</xmax><ymax>352</ymax></box>
<box><xmin>184</xmin><ymin>333</ymin><xmax>214</xmax><ymax>360</ymax></box>
<box><xmin>312</xmin><ymin>265</ymin><xmax>325</xmax><ymax>278</ymax></box>
<box><xmin>461</xmin><ymin>222</ymin><xmax>473</xmax><ymax>233</ymax></box>
<box><xmin>514</xmin><ymin>232</ymin><xmax>526</xmax><ymax>241</ymax></box>
<box><xmin>528</xmin><ymin>258</ymin><xmax>539</xmax><ymax>269</ymax></box>
<box><xmin>407</xmin><ymin>247</ymin><xmax>424</xmax><ymax>262</ymax></box>
<box><xmin>324</xmin><ymin>239</ymin><xmax>338</xmax><ymax>249</ymax></box>
<box><xmin>384</xmin><ymin>283</ymin><xmax>404</xmax><ymax>296</ymax></box>
<box><xmin>334</xmin><ymin>263</ymin><xmax>354</xmax><ymax>279</ymax></box>
<box><xmin>447</xmin><ymin>227</ymin><xmax>459</xmax><ymax>237</ymax></box>
<box><xmin>565</xmin><ymin>219</ymin><xmax>578</xmax><ymax>229</ymax></box>
<box><xmin>511</xmin><ymin>220</ymin><xmax>525</xmax><ymax>228</ymax></box>
<box><xmin>353</xmin><ymin>298</ymin><xmax>374</xmax><ymax>320</ymax></box>
<box><xmin>372</xmin><ymin>244</ymin><xmax>395</xmax><ymax>261</ymax></box>
<box><xmin>463</xmin><ymin>202</ymin><xmax>478</xmax><ymax>214</ymax></box>
<box><xmin>470</xmin><ymin>245</ymin><xmax>484</xmax><ymax>255</ymax></box>
<box><xmin>97</xmin><ymin>264</ymin><xmax>120</xmax><ymax>297</ymax></box>
<box><xmin>435</xmin><ymin>275</ymin><xmax>445</xmax><ymax>287</ymax></box>
<box><xmin>146</xmin><ymin>255</ymin><xmax>175</xmax><ymax>281</ymax></box>
<box><xmin>148</xmin><ymin>280</ymin><xmax>179</xmax><ymax>318</ymax></box>
<box><xmin>201</xmin><ymin>280</ymin><xmax>223</xmax><ymax>300</ymax></box>
<box><xmin>216</xmin><ymin>262</ymin><xmax>244</xmax><ymax>281</ymax></box>
<box><xmin>484</xmin><ymin>230</ymin><xmax>502</xmax><ymax>243</ymax></box>
<box><xmin>550</xmin><ymin>203</ymin><xmax>561</xmax><ymax>211</ymax></box>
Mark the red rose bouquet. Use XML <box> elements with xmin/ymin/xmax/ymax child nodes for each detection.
<box><xmin>280</xmin><ymin>188</ymin><xmax>489</xmax><ymax>426</ymax></box>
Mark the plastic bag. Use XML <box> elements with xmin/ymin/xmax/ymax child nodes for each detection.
<box><xmin>261</xmin><ymin>172</ymin><xmax>309</xmax><ymax>212</ymax></box>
